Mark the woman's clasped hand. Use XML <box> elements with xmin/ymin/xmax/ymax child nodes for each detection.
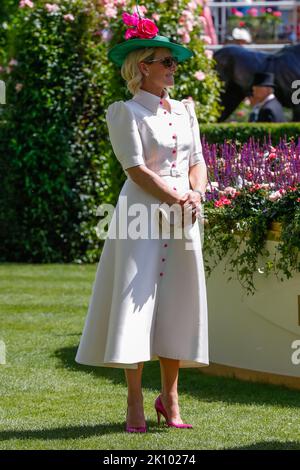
<box><xmin>178</xmin><ymin>191</ymin><xmax>201</xmax><ymax>227</ymax></box>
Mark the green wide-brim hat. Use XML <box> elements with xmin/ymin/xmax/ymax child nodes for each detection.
<box><xmin>108</xmin><ymin>35</ymin><xmax>194</xmax><ymax>67</ymax></box>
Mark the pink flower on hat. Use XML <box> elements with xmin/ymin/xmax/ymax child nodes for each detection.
<box><xmin>122</xmin><ymin>11</ymin><xmax>159</xmax><ymax>40</ymax></box>
<box><xmin>137</xmin><ymin>18</ymin><xmax>159</xmax><ymax>38</ymax></box>
<box><xmin>122</xmin><ymin>12</ymin><xmax>139</xmax><ymax>26</ymax></box>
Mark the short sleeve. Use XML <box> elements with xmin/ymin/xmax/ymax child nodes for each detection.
<box><xmin>182</xmin><ymin>100</ymin><xmax>205</xmax><ymax>167</ymax></box>
<box><xmin>106</xmin><ymin>101</ymin><xmax>145</xmax><ymax>172</ymax></box>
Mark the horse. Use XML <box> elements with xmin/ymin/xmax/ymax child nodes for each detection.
<box><xmin>213</xmin><ymin>43</ymin><xmax>300</xmax><ymax>121</ymax></box>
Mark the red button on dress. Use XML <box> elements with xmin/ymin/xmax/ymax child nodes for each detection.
<box><xmin>169</xmin><ymin>123</ymin><xmax>172</xmax><ymax>126</ymax></box>
<box><xmin>162</xmin><ymin>258</ymin><xmax>166</xmax><ymax>262</ymax></box>
<box><xmin>172</xmin><ymin>162</ymin><xmax>176</xmax><ymax>167</ymax></box>
<box><xmin>160</xmin><ymin>272</ymin><xmax>164</xmax><ymax>276</ymax></box>
<box><xmin>172</xmin><ymin>150</ymin><xmax>176</xmax><ymax>154</ymax></box>
<box><xmin>164</xmin><ymin>111</ymin><xmax>167</xmax><ymax>115</ymax></box>
<box><xmin>164</xmin><ymin>243</ymin><xmax>168</xmax><ymax>247</ymax></box>
<box><xmin>173</xmin><ymin>187</ymin><xmax>177</xmax><ymax>191</ymax></box>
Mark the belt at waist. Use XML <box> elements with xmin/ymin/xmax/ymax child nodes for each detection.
<box><xmin>156</xmin><ymin>168</ymin><xmax>187</xmax><ymax>177</ymax></box>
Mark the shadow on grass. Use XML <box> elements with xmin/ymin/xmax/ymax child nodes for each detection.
<box><xmin>0</xmin><ymin>421</ymin><xmax>169</xmax><ymax>442</ymax></box>
<box><xmin>55</xmin><ymin>346</ymin><xmax>300</xmax><ymax>409</ymax></box>
<box><xmin>229</xmin><ymin>441</ymin><xmax>300</xmax><ymax>450</ymax></box>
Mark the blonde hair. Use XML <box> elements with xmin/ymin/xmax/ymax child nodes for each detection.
<box><xmin>121</xmin><ymin>48</ymin><xmax>156</xmax><ymax>96</ymax></box>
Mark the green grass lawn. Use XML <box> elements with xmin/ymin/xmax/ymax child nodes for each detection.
<box><xmin>0</xmin><ymin>263</ymin><xmax>300</xmax><ymax>450</ymax></box>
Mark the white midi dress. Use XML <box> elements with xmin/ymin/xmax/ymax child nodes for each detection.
<box><xmin>75</xmin><ymin>88</ymin><xmax>209</xmax><ymax>370</ymax></box>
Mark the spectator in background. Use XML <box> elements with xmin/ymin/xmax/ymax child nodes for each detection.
<box><xmin>248</xmin><ymin>72</ymin><xmax>285</xmax><ymax>122</ymax></box>
<box><xmin>232</xmin><ymin>27</ymin><xmax>252</xmax><ymax>45</ymax></box>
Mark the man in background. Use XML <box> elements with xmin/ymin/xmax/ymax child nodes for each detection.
<box><xmin>248</xmin><ymin>72</ymin><xmax>285</xmax><ymax>122</ymax></box>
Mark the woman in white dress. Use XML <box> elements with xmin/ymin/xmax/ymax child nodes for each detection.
<box><xmin>75</xmin><ymin>11</ymin><xmax>209</xmax><ymax>433</ymax></box>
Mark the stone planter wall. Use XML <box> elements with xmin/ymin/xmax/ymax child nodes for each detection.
<box><xmin>202</xmin><ymin>235</ymin><xmax>300</xmax><ymax>390</ymax></box>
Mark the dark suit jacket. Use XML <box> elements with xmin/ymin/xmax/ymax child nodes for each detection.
<box><xmin>249</xmin><ymin>97</ymin><xmax>285</xmax><ymax>122</ymax></box>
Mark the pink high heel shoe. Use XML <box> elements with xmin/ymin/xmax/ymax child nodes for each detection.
<box><xmin>154</xmin><ymin>395</ymin><xmax>193</xmax><ymax>429</ymax></box>
<box><xmin>125</xmin><ymin>407</ymin><xmax>147</xmax><ymax>433</ymax></box>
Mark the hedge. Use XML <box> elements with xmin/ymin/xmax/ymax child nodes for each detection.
<box><xmin>200</xmin><ymin>123</ymin><xmax>300</xmax><ymax>145</ymax></box>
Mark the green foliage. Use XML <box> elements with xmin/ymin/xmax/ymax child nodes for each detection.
<box><xmin>203</xmin><ymin>185</ymin><xmax>300</xmax><ymax>295</ymax></box>
<box><xmin>0</xmin><ymin>0</ymin><xmax>117</xmax><ymax>262</ymax></box>
<box><xmin>200</xmin><ymin>122</ymin><xmax>300</xmax><ymax>145</ymax></box>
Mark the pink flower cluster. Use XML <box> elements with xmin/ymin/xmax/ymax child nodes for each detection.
<box><xmin>177</xmin><ymin>1</ymin><xmax>206</xmax><ymax>44</ymax></box>
<box><xmin>194</xmin><ymin>71</ymin><xmax>206</xmax><ymax>81</ymax></box>
<box><xmin>122</xmin><ymin>11</ymin><xmax>159</xmax><ymax>40</ymax></box>
<box><xmin>19</xmin><ymin>0</ymin><xmax>34</xmax><ymax>8</ymax></box>
<box><xmin>63</xmin><ymin>14</ymin><xmax>75</xmax><ymax>22</ymax></box>
<box><xmin>103</xmin><ymin>0</ymin><xmax>128</xmax><ymax>21</ymax></box>
<box><xmin>45</xmin><ymin>3</ymin><xmax>60</xmax><ymax>14</ymax></box>
<box><xmin>214</xmin><ymin>195</ymin><xmax>232</xmax><ymax>208</ymax></box>
<box><xmin>231</xmin><ymin>7</ymin><xmax>282</xmax><ymax>18</ymax></box>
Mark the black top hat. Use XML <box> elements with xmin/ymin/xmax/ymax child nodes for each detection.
<box><xmin>252</xmin><ymin>72</ymin><xmax>275</xmax><ymax>88</ymax></box>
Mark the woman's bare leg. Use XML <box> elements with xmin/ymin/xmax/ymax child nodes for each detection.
<box><xmin>124</xmin><ymin>362</ymin><xmax>146</xmax><ymax>426</ymax></box>
<box><xmin>158</xmin><ymin>356</ymin><xmax>183</xmax><ymax>424</ymax></box>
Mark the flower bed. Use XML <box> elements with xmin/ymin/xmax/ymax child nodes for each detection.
<box><xmin>203</xmin><ymin>137</ymin><xmax>300</xmax><ymax>295</ymax></box>
<box><xmin>228</xmin><ymin>6</ymin><xmax>283</xmax><ymax>43</ymax></box>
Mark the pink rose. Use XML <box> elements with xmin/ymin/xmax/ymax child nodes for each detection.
<box><xmin>136</xmin><ymin>18</ymin><xmax>158</xmax><ymax>39</ymax></box>
<box><xmin>224</xmin><ymin>187</ymin><xmax>237</xmax><ymax>197</ymax></box>
<box><xmin>181</xmin><ymin>32</ymin><xmax>191</xmax><ymax>44</ymax></box>
<box><xmin>63</xmin><ymin>14</ymin><xmax>75</xmax><ymax>22</ymax></box>
<box><xmin>214</xmin><ymin>197</ymin><xmax>232</xmax><ymax>208</ymax></box>
<box><xmin>45</xmin><ymin>3</ymin><xmax>59</xmax><ymax>13</ymax></box>
<box><xmin>247</xmin><ymin>8</ymin><xmax>258</xmax><ymax>17</ymax></box>
<box><xmin>194</xmin><ymin>71</ymin><xmax>206</xmax><ymax>81</ymax></box>
<box><xmin>104</xmin><ymin>6</ymin><xmax>118</xmax><ymax>18</ymax></box>
<box><xmin>19</xmin><ymin>0</ymin><xmax>34</xmax><ymax>8</ymax></box>
<box><xmin>273</xmin><ymin>11</ymin><xmax>282</xmax><ymax>17</ymax></box>
<box><xmin>152</xmin><ymin>13</ymin><xmax>160</xmax><ymax>22</ymax></box>
<box><xmin>268</xmin><ymin>191</ymin><xmax>282</xmax><ymax>202</ymax></box>
<box><xmin>204</xmin><ymin>49</ymin><xmax>213</xmax><ymax>60</ymax></box>
<box><xmin>9</xmin><ymin>59</ymin><xmax>18</xmax><ymax>67</ymax></box>
<box><xmin>188</xmin><ymin>1</ymin><xmax>198</xmax><ymax>11</ymax></box>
